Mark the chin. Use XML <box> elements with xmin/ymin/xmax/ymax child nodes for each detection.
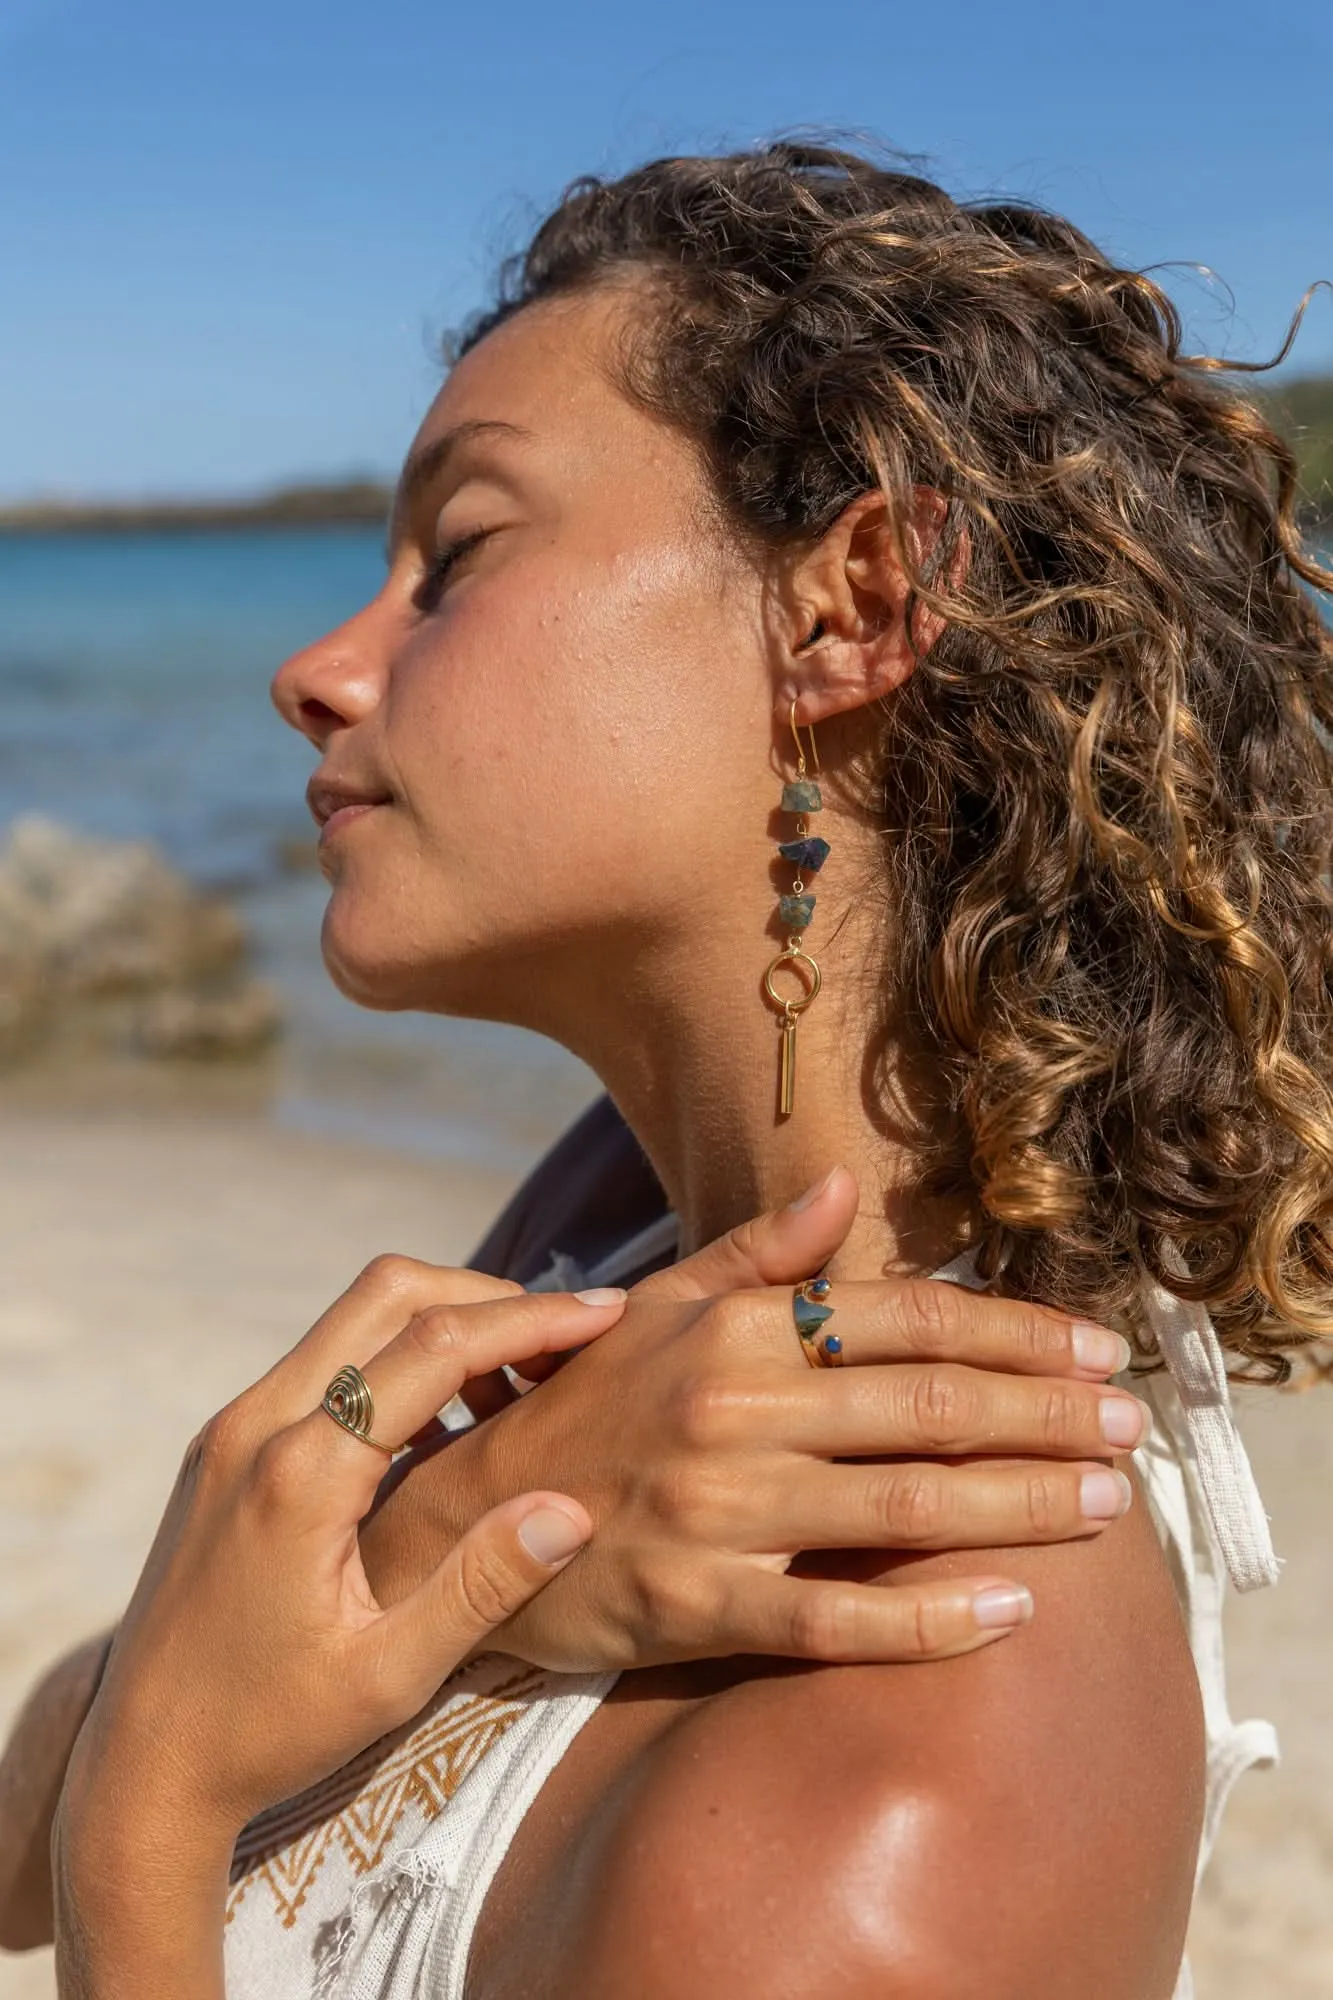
<box><xmin>319</xmin><ymin>901</ymin><xmax>431</xmax><ymax>1014</ymax></box>
<box><xmin>317</xmin><ymin>896</ymin><xmax>516</xmax><ymax>1023</ymax></box>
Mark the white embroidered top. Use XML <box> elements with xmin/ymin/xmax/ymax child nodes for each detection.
<box><xmin>223</xmin><ymin>1223</ymin><xmax>1278</xmax><ymax>2000</ymax></box>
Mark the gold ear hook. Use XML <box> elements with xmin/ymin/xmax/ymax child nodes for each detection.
<box><xmin>789</xmin><ymin>698</ymin><xmax>820</xmax><ymax>777</ymax></box>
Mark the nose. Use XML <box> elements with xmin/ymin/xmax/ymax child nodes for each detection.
<box><xmin>271</xmin><ymin>598</ymin><xmax>388</xmax><ymax>751</ymax></box>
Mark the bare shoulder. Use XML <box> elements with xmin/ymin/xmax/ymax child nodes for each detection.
<box><xmin>475</xmin><ymin>1489</ymin><xmax>1204</xmax><ymax>2000</ymax></box>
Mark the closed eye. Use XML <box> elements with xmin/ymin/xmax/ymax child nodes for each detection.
<box><xmin>413</xmin><ymin>529</ymin><xmax>492</xmax><ymax>612</ymax></box>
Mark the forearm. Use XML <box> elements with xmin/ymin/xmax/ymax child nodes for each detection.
<box><xmin>52</xmin><ymin>1795</ymin><xmax>230</xmax><ymax>2000</ymax></box>
<box><xmin>0</xmin><ymin>1631</ymin><xmax>113</xmax><ymax>1950</ymax></box>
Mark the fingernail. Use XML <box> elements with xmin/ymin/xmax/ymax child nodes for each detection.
<box><xmin>573</xmin><ymin>1287</ymin><xmax>628</xmax><ymax>1307</ymax></box>
<box><xmin>518</xmin><ymin>1506</ymin><xmax>590</xmax><ymax>1566</ymax></box>
<box><xmin>788</xmin><ymin>1166</ymin><xmax>840</xmax><ymax>1211</ymax></box>
<box><xmin>972</xmin><ymin>1583</ymin><xmax>1035</xmax><ymax>1630</ymax></box>
<box><xmin>1070</xmin><ymin>1323</ymin><xmax>1131</xmax><ymax>1375</ymax></box>
<box><xmin>1080</xmin><ymin>1468</ymin><xmax>1133</xmax><ymax>1520</ymax></box>
<box><xmin>1099</xmin><ymin>1395</ymin><xmax>1151</xmax><ymax>1450</ymax></box>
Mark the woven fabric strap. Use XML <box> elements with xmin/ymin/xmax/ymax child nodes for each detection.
<box><xmin>1139</xmin><ymin>1282</ymin><xmax>1280</xmax><ymax>1594</ymax></box>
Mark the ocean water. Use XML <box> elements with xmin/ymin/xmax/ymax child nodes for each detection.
<box><xmin>3</xmin><ymin>527</ymin><xmax>1329</xmax><ymax>1168</ymax></box>
<box><xmin>0</xmin><ymin>529</ymin><xmax>599</xmax><ymax>1169</ymax></box>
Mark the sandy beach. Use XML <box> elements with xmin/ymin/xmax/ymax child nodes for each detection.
<box><xmin>1</xmin><ymin>1098</ymin><xmax>1329</xmax><ymax>2000</ymax></box>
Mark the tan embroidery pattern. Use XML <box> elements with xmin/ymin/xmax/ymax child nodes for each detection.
<box><xmin>226</xmin><ymin>1666</ymin><xmax>545</xmax><ymax>1930</ymax></box>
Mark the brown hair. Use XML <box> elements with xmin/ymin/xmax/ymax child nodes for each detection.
<box><xmin>464</xmin><ymin>142</ymin><xmax>1333</xmax><ymax>1379</ymax></box>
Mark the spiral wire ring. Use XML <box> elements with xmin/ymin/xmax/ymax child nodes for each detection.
<box><xmin>320</xmin><ymin>1363</ymin><xmax>399</xmax><ymax>1457</ymax></box>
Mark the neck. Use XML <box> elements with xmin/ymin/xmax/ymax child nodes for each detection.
<box><xmin>537</xmin><ymin>898</ymin><xmax>963</xmax><ymax>1284</ymax></box>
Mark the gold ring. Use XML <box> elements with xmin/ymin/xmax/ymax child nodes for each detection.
<box><xmin>792</xmin><ymin>1278</ymin><xmax>843</xmax><ymax>1368</ymax></box>
<box><xmin>320</xmin><ymin>1364</ymin><xmax>400</xmax><ymax>1457</ymax></box>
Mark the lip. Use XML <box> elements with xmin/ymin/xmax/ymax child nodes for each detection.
<box><xmin>307</xmin><ymin>774</ymin><xmax>393</xmax><ymax>841</ymax></box>
<box><xmin>319</xmin><ymin>800</ymin><xmax>384</xmax><ymax>842</ymax></box>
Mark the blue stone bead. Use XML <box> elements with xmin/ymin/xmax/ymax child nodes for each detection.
<box><xmin>778</xmin><ymin>836</ymin><xmax>831</xmax><ymax>873</ymax></box>
<box><xmin>793</xmin><ymin>1294</ymin><xmax>834</xmax><ymax>1336</ymax></box>
<box><xmin>823</xmin><ymin>1334</ymin><xmax>843</xmax><ymax>1355</ymax></box>
<box><xmin>807</xmin><ymin>1276</ymin><xmax>831</xmax><ymax>1300</ymax></box>
<box><xmin>781</xmin><ymin>779</ymin><xmax>823</xmax><ymax>813</ymax></box>
<box><xmin>778</xmin><ymin>893</ymin><xmax>815</xmax><ymax>930</ymax></box>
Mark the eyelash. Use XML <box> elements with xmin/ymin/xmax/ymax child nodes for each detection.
<box><xmin>416</xmin><ymin>529</ymin><xmax>490</xmax><ymax>609</ymax></box>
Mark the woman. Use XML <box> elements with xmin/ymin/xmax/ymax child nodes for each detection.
<box><xmin>50</xmin><ymin>141</ymin><xmax>1333</xmax><ymax>1996</ymax></box>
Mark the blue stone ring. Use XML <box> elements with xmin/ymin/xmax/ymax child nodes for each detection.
<box><xmin>792</xmin><ymin>1277</ymin><xmax>843</xmax><ymax>1368</ymax></box>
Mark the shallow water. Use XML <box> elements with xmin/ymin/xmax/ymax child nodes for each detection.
<box><xmin>0</xmin><ymin>529</ymin><xmax>598</xmax><ymax>1168</ymax></box>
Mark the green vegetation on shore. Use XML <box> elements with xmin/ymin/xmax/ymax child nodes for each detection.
<box><xmin>0</xmin><ymin>478</ymin><xmax>393</xmax><ymax>534</ymax></box>
<box><xmin>1255</xmin><ymin>375</ymin><xmax>1333</xmax><ymax>523</ymax></box>
<box><xmin>1</xmin><ymin>375</ymin><xmax>1330</xmax><ymax>532</ymax></box>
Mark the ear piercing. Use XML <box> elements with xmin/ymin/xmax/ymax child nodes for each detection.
<box><xmin>763</xmin><ymin>701</ymin><xmax>829</xmax><ymax>1117</ymax></box>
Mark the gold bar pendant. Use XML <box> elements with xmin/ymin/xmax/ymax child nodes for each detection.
<box><xmin>779</xmin><ymin>1017</ymin><xmax>797</xmax><ymax>1117</ymax></box>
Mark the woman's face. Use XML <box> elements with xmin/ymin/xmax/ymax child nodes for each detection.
<box><xmin>272</xmin><ymin>287</ymin><xmax>778</xmax><ymax>1035</ymax></box>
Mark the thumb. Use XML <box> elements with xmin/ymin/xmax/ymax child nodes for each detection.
<box><xmin>380</xmin><ymin>1494</ymin><xmax>592</xmax><ymax>1700</ymax></box>
<box><xmin>637</xmin><ymin>1165</ymin><xmax>858</xmax><ymax>1302</ymax></box>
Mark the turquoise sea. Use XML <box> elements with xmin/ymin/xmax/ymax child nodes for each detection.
<box><xmin>0</xmin><ymin>528</ymin><xmax>598</xmax><ymax>1168</ymax></box>
<box><xmin>3</xmin><ymin>526</ymin><xmax>1329</xmax><ymax>1167</ymax></box>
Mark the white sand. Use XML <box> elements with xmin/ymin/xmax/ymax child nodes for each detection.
<box><xmin>0</xmin><ymin>1105</ymin><xmax>1329</xmax><ymax>1998</ymax></box>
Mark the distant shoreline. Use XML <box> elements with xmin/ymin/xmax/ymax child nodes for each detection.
<box><xmin>0</xmin><ymin>480</ymin><xmax>393</xmax><ymax>535</ymax></box>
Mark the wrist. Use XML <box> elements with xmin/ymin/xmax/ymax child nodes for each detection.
<box><xmin>54</xmin><ymin>1776</ymin><xmax>233</xmax><ymax>2000</ymax></box>
<box><xmin>58</xmin><ymin>1726</ymin><xmax>240</xmax><ymax>1892</ymax></box>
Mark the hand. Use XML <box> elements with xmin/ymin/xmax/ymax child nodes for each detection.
<box><xmin>361</xmin><ymin>1167</ymin><xmax>1146</xmax><ymax>1670</ymax></box>
<box><xmin>57</xmin><ymin>1282</ymin><xmax>625</xmax><ymax>1852</ymax></box>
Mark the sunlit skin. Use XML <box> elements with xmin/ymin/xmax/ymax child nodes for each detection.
<box><xmin>265</xmin><ymin>287</ymin><xmax>1206</xmax><ymax>1998</ymax></box>
<box><xmin>276</xmin><ymin>285</ymin><xmax>941</xmax><ymax>1267</ymax></box>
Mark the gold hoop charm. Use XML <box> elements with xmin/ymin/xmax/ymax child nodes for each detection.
<box><xmin>763</xmin><ymin>943</ymin><xmax>822</xmax><ymax>1014</ymax></box>
<box><xmin>320</xmin><ymin>1364</ymin><xmax>399</xmax><ymax>1458</ymax></box>
<box><xmin>764</xmin><ymin>945</ymin><xmax>822</xmax><ymax>1117</ymax></box>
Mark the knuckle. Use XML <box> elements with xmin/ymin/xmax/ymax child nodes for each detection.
<box><xmin>194</xmin><ymin>1400</ymin><xmax>251</xmax><ymax>1476</ymax></box>
<box><xmin>787</xmin><ymin>1589</ymin><xmax>858</xmax><ymax>1661</ymax></box>
<box><xmin>456</xmin><ymin>1547</ymin><xmax>524</xmax><ymax>1630</ymax></box>
<box><xmin>1016</xmin><ymin>1309</ymin><xmax>1073</xmax><ymax>1366</ymax></box>
<box><xmin>635</xmin><ymin>1560</ymin><xmax>722</xmax><ymax>1646</ymax></box>
<box><xmin>903</xmin><ymin>1365</ymin><xmax>973</xmax><ymax>1447</ymax></box>
<box><xmin>1036</xmin><ymin>1384</ymin><xmax>1086</xmax><ymax>1452</ymax></box>
<box><xmin>897</xmin><ymin>1279</ymin><xmax>958</xmax><ymax>1355</ymax></box>
<box><xmin>358</xmin><ymin>1251</ymin><xmax>423</xmax><ymax>1296</ymax></box>
<box><xmin>404</xmin><ymin>1305</ymin><xmax>464</xmax><ymax>1359</ymax></box>
<box><xmin>668</xmin><ymin>1371</ymin><xmax>749</xmax><ymax>1451</ymax></box>
<box><xmin>1024</xmin><ymin>1470</ymin><xmax>1072</xmax><ymax>1538</ymax></box>
<box><xmin>691</xmin><ymin>1291</ymin><xmax>752</xmax><ymax>1357</ymax></box>
<box><xmin>646</xmin><ymin>1458</ymin><xmax>737</xmax><ymax>1541</ymax></box>
<box><xmin>251</xmin><ymin>1431</ymin><xmax>310</xmax><ymax>1511</ymax></box>
<box><xmin>878</xmin><ymin>1467</ymin><xmax>947</xmax><ymax>1543</ymax></box>
<box><xmin>906</xmin><ymin>1590</ymin><xmax>951</xmax><ymax>1658</ymax></box>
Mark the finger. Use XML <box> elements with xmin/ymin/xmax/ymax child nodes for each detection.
<box><xmin>778</xmin><ymin>1364</ymin><xmax>1151</xmax><ymax>1459</ymax></box>
<box><xmin>455</xmin><ymin>1370</ymin><xmax>520</xmax><ymax>1422</ymax></box>
<box><xmin>764</xmin><ymin>1457</ymin><xmax>1133</xmax><ymax>1552</ymax></box>
<box><xmin>709</xmin><ymin>1566</ymin><xmax>1035</xmax><ymax>1663</ymax></box>
<box><xmin>260</xmin><ymin>1255</ymin><xmax>524</xmax><ymax>1412</ymax></box>
<box><xmin>377</xmin><ymin>1493</ymin><xmax>592</xmax><ymax>1703</ymax></box>
<box><xmin>768</xmin><ymin>1278</ymin><xmax>1131</xmax><ymax>1381</ymax></box>
<box><xmin>292</xmin><ymin>1288</ymin><xmax>628</xmax><ymax>1474</ymax></box>
<box><xmin>636</xmin><ymin>1165</ymin><xmax>859</xmax><ymax>1301</ymax></box>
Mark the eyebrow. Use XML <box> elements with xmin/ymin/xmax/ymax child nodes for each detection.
<box><xmin>388</xmin><ymin>418</ymin><xmax>533</xmax><ymax>550</ymax></box>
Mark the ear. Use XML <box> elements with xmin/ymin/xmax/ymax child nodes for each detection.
<box><xmin>781</xmin><ymin>487</ymin><xmax>949</xmax><ymax>728</ymax></box>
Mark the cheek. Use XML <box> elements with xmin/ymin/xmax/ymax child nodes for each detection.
<box><xmin>386</xmin><ymin>546</ymin><xmax>760</xmax><ymax>928</ymax></box>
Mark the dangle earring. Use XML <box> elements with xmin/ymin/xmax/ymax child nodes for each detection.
<box><xmin>763</xmin><ymin>699</ymin><xmax>831</xmax><ymax>1118</ymax></box>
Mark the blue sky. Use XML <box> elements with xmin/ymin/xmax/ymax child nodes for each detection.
<box><xmin>2</xmin><ymin>0</ymin><xmax>1330</xmax><ymax>500</ymax></box>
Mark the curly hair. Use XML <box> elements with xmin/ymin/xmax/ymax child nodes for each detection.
<box><xmin>463</xmin><ymin>141</ymin><xmax>1333</xmax><ymax>1379</ymax></box>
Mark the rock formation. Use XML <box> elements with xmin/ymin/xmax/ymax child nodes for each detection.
<box><xmin>0</xmin><ymin>817</ymin><xmax>280</xmax><ymax>1062</ymax></box>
